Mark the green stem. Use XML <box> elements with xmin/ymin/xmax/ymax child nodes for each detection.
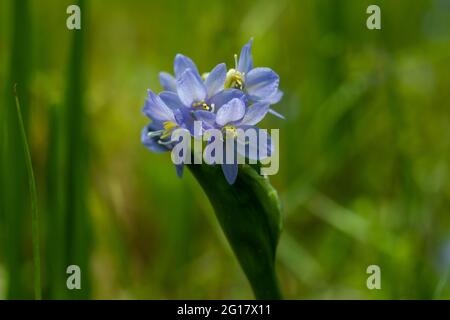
<box><xmin>188</xmin><ymin>164</ymin><xmax>283</xmax><ymax>299</ymax></box>
<box><xmin>13</xmin><ymin>85</ymin><xmax>42</xmax><ymax>300</ymax></box>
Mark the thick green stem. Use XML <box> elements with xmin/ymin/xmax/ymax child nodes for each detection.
<box><xmin>188</xmin><ymin>164</ymin><xmax>283</xmax><ymax>299</ymax></box>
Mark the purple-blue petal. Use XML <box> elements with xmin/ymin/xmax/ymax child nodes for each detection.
<box><xmin>239</xmin><ymin>102</ymin><xmax>270</xmax><ymax>125</ymax></box>
<box><xmin>236</xmin><ymin>125</ymin><xmax>273</xmax><ymax>161</ymax></box>
<box><xmin>159</xmin><ymin>72</ymin><xmax>177</xmax><ymax>92</ymax></box>
<box><xmin>193</xmin><ymin>110</ymin><xmax>216</xmax><ymax>129</ymax></box>
<box><xmin>142</xmin><ymin>89</ymin><xmax>176</xmax><ymax>123</ymax></box>
<box><xmin>205</xmin><ymin>63</ymin><xmax>227</xmax><ymax>98</ymax></box>
<box><xmin>238</xmin><ymin>38</ymin><xmax>253</xmax><ymax>74</ymax></box>
<box><xmin>208</xmin><ymin>89</ymin><xmax>246</xmax><ymax>110</ymax></box>
<box><xmin>175</xmin><ymin>164</ymin><xmax>184</xmax><ymax>177</ymax></box>
<box><xmin>176</xmin><ymin>68</ymin><xmax>207</xmax><ymax>106</ymax></box>
<box><xmin>245</xmin><ymin>67</ymin><xmax>279</xmax><ymax>101</ymax></box>
<box><xmin>266</xmin><ymin>89</ymin><xmax>283</xmax><ymax>104</ymax></box>
<box><xmin>174</xmin><ymin>54</ymin><xmax>200</xmax><ymax>79</ymax></box>
<box><xmin>216</xmin><ymin>98</ymin><xmax>246</xmax><ymax>126</ymax></box>
<box><xmin>159</xmin><ymin>91</ymin><xmax>185</xmax><ymax>110</ymax></box>
<box><xmin>141</xmin><ymin>124</ymin><xmax>169</xmax><ymax>153</ymax></box>
<box><xmin>221</xmin><ymin>163</ymin><xmax>238</xmax><ymax>185</ymax></box>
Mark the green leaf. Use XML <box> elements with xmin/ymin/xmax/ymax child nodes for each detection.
<box><xmin>188</xmin><ymin>164</ymin><xmax>283</xmax><ymax>299</ymax></box>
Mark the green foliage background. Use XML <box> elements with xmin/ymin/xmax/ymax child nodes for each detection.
<box><xmin>1</xmin><ymin>0</ymin><xmax>449</xmax><ymax>299</ymax></box>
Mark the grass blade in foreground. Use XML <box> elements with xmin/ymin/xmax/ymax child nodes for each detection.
<box><xmin>188</xmin><ymin>164</ymin><xmax>283</xmax><ymax>299</ymax></box>
<box><xmin>13</xmin><ymin>85</ymin><xmax>42</xmax><ymax>300</ymax></box>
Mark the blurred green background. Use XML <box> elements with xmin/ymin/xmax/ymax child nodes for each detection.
<box><xmin>1</xmin><ymin>0</ymin><xmax>450</xmax><ymax>299</ymax></box>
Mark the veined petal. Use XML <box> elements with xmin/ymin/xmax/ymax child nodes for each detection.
<box><xmin>216</xmin><ymin>98</ymin><xmax>246</xmax><ymax>126</ymax></box>
<box><xmin>208</xmin><ymin>89</ymin><xmax>246</xmax><ymax>110</ymax></box>
<box><xmin>239</xmin><ymin>102</ymin><xmax>270</xmax><ymax>126</ymax></box>
<box><xmin>159</xmin><ymin>72</ymin><xmax>177</xmax><ymax>92</ymax></box>
<box><xmin>174</xmin><ymin>54</ymin><xmax>200</xmax><ymax>79</ymax></box>
<box><xmin>205</xmin><ymin>63</ymin><xmax>226</xmax><ymax>97</ymax></box>
<box><xmin>142</xmin><ymin>89</ymin><xmax>176</xmax><ymax>123</ymax></box>
<box><xmin>159</xmin><ymin>91</ymin><xmax>184</xmax><ymax>110</ymax></box>
<box><xmin>238</xmin><ymin>38</ymin><xmax>253</xmax><ymax>74</ymax></box>
<box><xmin>245</xmin><ymin>67</ymin><xmax>279</xmax><ymax>101</ymax></box>
<box><xmin>177</xmin><ymin>68</ymin><xmax>207</xmax><ymax>106</ymax></box>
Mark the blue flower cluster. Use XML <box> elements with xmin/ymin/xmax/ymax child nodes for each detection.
<box><xmin>141</xmin><ymin>39</ymin><xmax>283</xmax><ymax>184</ymax></box>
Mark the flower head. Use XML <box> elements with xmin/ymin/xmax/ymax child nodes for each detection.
<box><xmin>141</xmin><ymin>89</ymin><xmax>186</xmax><ymax>176</ymax></box>
<box><xmin>225</xmin><ymin>39</ymin><xmax>284</xmax><ymax>118</ymax></box>
<box><xmin>171</xmin><ymin>66</ymin><xmax>246</xmax><ymax>135</ymax></box>
<box><xmin>141</xmin><ymin>40</ymin><xmax>282</xmax><ymax>184</ymax></box>
<box><xmin>196</xmin><ymin>97</ymin><xmax>273</xmax><ymax>184</ymax></box>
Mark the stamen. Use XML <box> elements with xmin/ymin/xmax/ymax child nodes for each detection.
<box><xmin>160</xmin><ymin>131</ymin><xmax>172</xmax><ymax>139</ymax></box>
<box><xmin>157</xmin><ymin>139</ymin><xmax>173</xmax><ymax>146</ymax></box>
<box><xmin>147</xmin><ymin>130</ymin><xmax>164</xmax><ymax>138</ymax></box>
<box><xmin>234</xmin><ymin>54</ymin><xmax>238</xmax><ymax>69</ymax></box>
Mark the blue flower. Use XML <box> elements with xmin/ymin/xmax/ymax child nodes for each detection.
<box><xmin>224</xmin><ymin>39</ymin><xmax>284</xmax><ymax>118</ymax></box>
<box><xmin>159</xmin><ymin>54</ymin><xmax>200</xmax><ymax>92</ymax></box>
<box><xmin>163</xmin><ymin>67</ymin><xmax>246</xmax><ymax>135</ymax></box>
<box><xmin>141</xmin><ymin>89</ymin><xmax>186</xmax><ymax>176</ymax></box>
<box><xmin>159</xmin><ymin>54</ymin><xmax>226</xmax><ymax>94</ymax></box>
<box><xmin>142</xmin><ymin>42</ymin><xmax>282</xmax><ymax>183</ymax></box>
<box><xmin>196</xmin><ymin>98</ymin><xmax>273</xmax><ymax>184</ymax></box>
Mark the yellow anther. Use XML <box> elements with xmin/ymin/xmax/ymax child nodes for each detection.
<box><xmin>163</xmin><ymin>121</ymin><xmax>177</xmax><ymax>131</ymax></box>
<box><xmin>192</xmin><ymin>100</ymin><xmax>212</xmax><ymax>111</ymax></box>
<box><xmin>160</xmin><ymin>121</ymin><xmax>177</xmax><ymax>139</ymax></box>
<box><xmin>224</xmin><ymin>69</ymin><xmax>244</xmax><ymax>90</ymax></box>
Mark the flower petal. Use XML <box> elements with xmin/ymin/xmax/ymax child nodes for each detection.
<box><xmin>208</xmin><ymin>89</ymin><xmax>246</xmax><ymax>110</ymax></box>
<box><xmin>238</xmin><ymin>38</ymin><xmax>253</xmax><ymax>74</ymax></box>
<box><xmin>236</xmin><ymin>127</ymin><xmax>259</xmax><ymax>161</ymax></box>
<box><xmin>176</xmin><ymin>69</ymin><xmax>207</xmax><ymax>106</ymax></box>
<box><xmin>216</xmin><ymin>98</ymin><xmax>246</xmax><ymax>126</ymax></box>
<box><xmin>142</xmin><ymin>89</ymin><xmax>175</xmax><ymax>123</ymax></box>
<box><xmin>159</xmin><ymin>91</ymin><xmax>184</xmax><ymax>110</ymax></box>
<box><xmin>239</xmin><ymin>102</ymin><xmax>270</xmax><ymax>125</ymax></box>
<box><xmin>174</xmin><ymin>54</ymin><xmax>200</xmax><ymax>79</ymax></box>
<box><xmin>236</xmin><ymin>125</ymin><xmax>273</xmax><ymax>160</ymax></box>
<box><xmin>205</xmin><ymin>63</ymin><xmax>226</xmax><ymax>97</ymax></box>
<box><xmin>221</xmin><ymin>163</ymin><xmax>238</xmax><ymax>185</ymax></box>
<box><xmin>141</xmin><ymin>124</ymin><xmax>169</xmax><ymax>153</ymax></box>
<box><xmin>193</xmin><ymin>110</ymin><xmax>216</xmax><ymax>129</ymax></box>
<box><xmin>245</xmin><ymin>67</ymin><xmax>279</xmax><ymax>101</ymax></box>
<box><xmin>159</xmin><ymin>72</ymin><xmax>177</xmax><ymax>92</ymax></box>
<box><xmin>266</xmin><ymin>89</ymin><xmax>283</xmax><ymax>104</ymax></box>
<box><xmin>175</xmin><ymin>164</ymin><xmax>184</xmax><ymax>177</ymax></box>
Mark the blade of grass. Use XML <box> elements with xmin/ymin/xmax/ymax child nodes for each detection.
<box><xmin>13</xmin><ymin>84</ymin><xmax>41</xmax><ymax>300</ymax></box>
<box><xmin>3</xmin><ymin>0</ymin><xmax>32</xmax><ymax>299</ymax></box>
<box><xmin>62</xmin><ymin>0</ymin><xmax>91</xmax><ymax>298</ymax></box>
<box><xmin>45</xmin><ymin>104</ymin><xmax>68</xmax><ymax>298</ymax></box>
